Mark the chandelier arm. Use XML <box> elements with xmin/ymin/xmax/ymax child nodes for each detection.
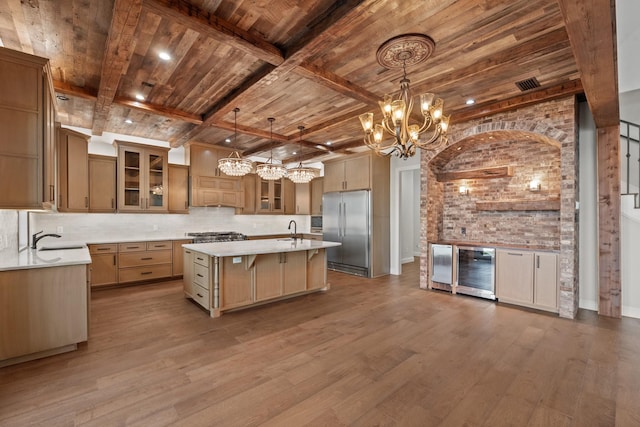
<box><xmin>416</xmin><ymin>115</ymin><xmax>434</xmax><ymax>134</ymax></box>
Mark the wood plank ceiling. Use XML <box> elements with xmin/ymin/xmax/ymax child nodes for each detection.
<box><xmin>0</xmin><ymin>0</ymin><xmax>617</xmax><ymax>163</ymax></box>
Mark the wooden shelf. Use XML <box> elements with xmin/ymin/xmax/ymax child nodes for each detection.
<box><xmin>436</xmin><ymin>166</ymin><xmax>513</xmax><ymax>182</ymax></box>
<box><xmin>476</xmin><ymin>199</ymin><xmax>560</xmax><ymax>211</ymax></box>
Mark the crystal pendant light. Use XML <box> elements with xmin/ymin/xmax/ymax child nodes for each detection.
<box><xmin>256</xmin><ymin>118</ymin><xmax>287</xmax><ymax>180</ymax></box>
<box><xmin>287</xmin><ymin>126</ymin><xmax>319</xmax><ymax>184</ymax></box>
<box><xmin>218</xmin><ymin>108</ymin><xmax>253</xmax><ymax>177</ymax></box>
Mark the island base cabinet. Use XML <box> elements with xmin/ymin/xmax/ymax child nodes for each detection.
<box><xmin>282</xmin><ymin>251</ymin><xmax>307</xmax><ymax>295</ymax></box>
<box><xmin>0</xmin><ymin>265</ymin><xmax>88</xmax><ymax>366</ymax></box>
<box><xmin>220</xmin><ymin>256</ymin><xmax>254</xmax><ymax>310</ymax></box>
<box><xmin>496</xmin><ymin>249</ymin><xmax>558</xmax><ymax>313</ymax></box>
<box><xmin>307</xmin><ymin>249</ymin><xmax>328</xmax><ymax>290</ymax></box>
<box><xmin>255</xmin><ymin>253</ymin><xmax>283</xmax><ymax>301</ymax></box>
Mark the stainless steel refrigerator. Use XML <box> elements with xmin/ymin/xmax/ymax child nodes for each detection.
<box><xmin>323</xmin><ymin>190</ymin><xmax>371</xmax><ymax>277</ymax></box>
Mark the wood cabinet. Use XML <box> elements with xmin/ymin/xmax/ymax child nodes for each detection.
<box><xmin>254</xmin><ymin>250</ymin><xmax>307</xmax><ymax>301</ymax></box>
<box><xmin>172</xmin><ymin>239</ymin><xmax>191</xmax><ymax>276</ymax></box>
<box><xmin>323</xmin><ymin>153</ymin><xmax>372</xmax><ymax>193</ymax></box>
<box><xmin>115</xmin><ymin>141</ymin><xmax>169</xmax><ymax>212</ymax></box>
<box><xmin>496</xmin><ymin>249</ymin><xmax>558</xmax><ymax>313</ymax></box>
<box><xmin>183</xmin><ymin>248</ymin><xmax>194</xmax><ymax>297</ymax></box>
<box><xmin>88</xmin><ymin>244</ymin><xmax>118</xmax><ymax>287</ymax></box>
<box><xmin>117</xmin><ymin>241</ymin><xmax>172</xmax><ymax>284</ymax></box>
<box><xmin>189</xmin><ymin>142</ymin><xmax>244</xmax><ymax>208</ymax></box>
<box><xmin>0</xmin><ymin>264</ymin><xmax>88</xmax><ymax>367</ymax></box>
<box><xmin>191</xmin><ymin>254</ymin><xmax>210</xmax><ymax>309</ymax></box>
<box><xmin>219</xmin><ymin>255</ymin><xmax>254</xmax><ymax>310</ymax></box>
<box><xmin>168</xmin><ymin>164</ymin><xmax>189</xmax><ymax>213</ymax></box>
<box><xmin>307</xmin><ymin>249</ymin><xmax>327</xmax><ymax>290</ymax></box>
<box><xmin>88</xmin><ymin>155</ymin><xmax>116</xmax><ymax>212</ymax></box>
<box><xmin>57</xmin><ymin>126</ymin><xmax>89</xmax><ymax>212</ymax></box>
<box><xmin>284</xmin><ymin>179</ymin><xmax>295</xmax><ymax>214</ymax></box>
<box><xmin>295</xmin><ymin>182</ymin><xmax>311</xmax><ymax>214</ymax></box>
<box><xmin>256</xmin><ymin>177</ymin><xmax>284</xmax><ymax>213</ymax></box>
<box><xmin>311</xmin><ymin>178</ymin><xmax>323</xmax><ymax>215</ymax></box>
<box><xmin>0</xmin><ymin>47</ymin><xmax>56</xmax><ymax>209</ymax></box>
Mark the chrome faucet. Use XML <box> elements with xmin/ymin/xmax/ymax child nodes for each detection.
<box><xmin>31</xmin><ymin>230</ymin><xmax>61</xmax><ymax>249</ymax></box>
<box><xmin>288</xmin><ymin>220</ymin><xmax>298</xmax><ymax>241</ymax></box>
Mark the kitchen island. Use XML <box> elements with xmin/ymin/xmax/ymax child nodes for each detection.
<box><xmin>182</xmin><ymin>238</ymin><xmax>340</xmax><ymax>317</ymax></box>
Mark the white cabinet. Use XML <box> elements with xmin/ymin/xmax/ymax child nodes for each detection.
<box><xmin>496</xmin><ymin>249</ymin><xmax>558</xmax><ymax>312</ymax></box>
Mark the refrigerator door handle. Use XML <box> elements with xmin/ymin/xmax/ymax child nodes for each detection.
<box><xmin>338</xmin><ymin>202</ymin><xmax>343</xmax><ymax>237</ymax></box>
<box><xmin>343</xmin><ymin>203</ymin><xmax>347</xmax><ymax>237</ymax></box>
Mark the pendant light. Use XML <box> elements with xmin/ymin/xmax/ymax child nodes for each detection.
<box><xmin>256</xmin><ymin>117</ymin><xmax>287</xmax><ymax>180</ymax></box>
<box><xmin>287</xmin><ymin>126</ymin><xmax>319</xmax><ymax>183</ymax></box>
<box><xmin>218</xmin><ymin>107</ymin><xmax>253</xmax><ymax>176</ymax></box>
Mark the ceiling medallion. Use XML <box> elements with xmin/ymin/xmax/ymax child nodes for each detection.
<box><xmin>360</xmin><ymin>33</ymin><xmax>449</xmax><ymax>159</ymax></box>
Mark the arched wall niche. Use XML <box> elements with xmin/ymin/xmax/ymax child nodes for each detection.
<box><xmin>418</xmin><ymin>97</ymin><xmax>579</xmax><ymax>319</ymax></box>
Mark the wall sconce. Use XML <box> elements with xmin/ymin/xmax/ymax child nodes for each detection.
<box><xmin>459</xmin><ymin>185</ymin><xmax>469</xmax><ymax>195</ymax></box>
<box><xmin>529</xmin><ymin>180</ymin><xmax>541</xmax><ymax>192</ymax></box>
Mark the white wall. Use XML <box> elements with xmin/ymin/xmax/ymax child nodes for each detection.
<box><xmin>578</xmin><ymin>102</ymin><xmax>599</xmax><ymax>311</ymax></box>
<box><xmin>389</xmin><ymin>150</ymin><xmax>421</xmax><ymax>274</ymax></box>
<box><xmin>617</xmin><ymin>0</ymin><xmax>640</xmax><ymax>93</ymax></box>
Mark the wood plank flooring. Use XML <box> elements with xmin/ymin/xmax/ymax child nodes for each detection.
<box><xmin>1</xmin><ymin>261</ymin><xmax>640</xmax><ymax>426</ymax></box>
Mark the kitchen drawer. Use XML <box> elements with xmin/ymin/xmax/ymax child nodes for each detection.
<box><xmin>118</xmin><ymin>264</ymin><xmax>172</xmax><ymax>283</ymax></box>
<box><xmin>191</xmin><ymin>284</ymin><xmax>210</xmax><ymax>309</ymax></box>
<box><xmin>118</xmin><ymin>242</ymin><xmax>146</xmax><ymax>252</ymax></box>
<box><xmin>194</xmin><ymin>263</ymin><xmax>209</xmax><ymax>287</ymax></box>
<box><xmin>147</xmin><ymin>241</ymin><xmax>172</xmax><ymax>251</ymax></box>
<box><xmin>119</xmin><ymin>250</ymin><xmax>172</xmax><ymax>268</ymax></box>
<box><xmin>193</xmin><ymin>252</ymin><xmax>210</xmax><ymax>267</ymax></box>
<box><xmin>89</xmin><ymin>243</ymin><xmax>117</xmax><ymax>254</ymax></box>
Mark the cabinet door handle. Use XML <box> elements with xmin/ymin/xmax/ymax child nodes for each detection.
<box><xmin>113</xmin><ymin>255</ymin><xmax>116</xmax><ymax>265</ymax></box>
<box><xmin>85</xmin><ymin>196</ymin><xmax>88</xmax><ymax>208</ymax></box>
<box><xmin>111</xmin><ymin>198</ymin><xmax>115</xmax><ymax>209</ymax></box>
<box><xmin>185</xmin><ymin>201</ymin><xmax>188</xmax><ymax>209</ymax></box>
<box><xmin>536</xmin><ymin>255</ymin><xmax>540</xmax><ymax>268</ymax></box>
<box><xmin>146</xmin><ymin>198</ymin><xmax>149</xmax><ymax>209</ymax></box>
<box><xmin>49</xmin><ymin>185</ymin><xmax>55</xmax><ymax>202</ymax></box>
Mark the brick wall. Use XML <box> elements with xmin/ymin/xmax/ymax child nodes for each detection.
<box><xmin>419</xmin><ymin>96</ymin><xmax>578</xmax><ymax>318</ymax></box>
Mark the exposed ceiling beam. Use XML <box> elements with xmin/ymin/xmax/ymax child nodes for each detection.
<box><xmin>142</xmin><ymin>0</ymin><xmax>284</xmax><ymax>66</ymax></box>
<box><xmin>169</xmin><ymin>0</ymin><xmax>378</xmax><ymax>147</ymax></box>
<box><xmin>294</xmin><ymin>63</ymin><xmax>380</xmax><ymax>105</ymax></box>
<box><xmin>114</xmin><ymin>97</ymin><xmax>203</xmax><ymax>125</ymax></box>
<box><xmin>53</xmin><ymin>80</ymin><xmax>98</xmax><ymax>100</ymax></box>
<box><xmin>556</xmin><ymin>0</ymin><xmax>619</xmax><ymax>128</ymax></box>
<box><xmin>449</xmin><ymin>79</ymin><xmax>584</xmax><ymax>124</ymax></box>
<box><xmin>92</xmin><ymin>0</ymin><xmax>143</xmax><ymax>136</ymax></box>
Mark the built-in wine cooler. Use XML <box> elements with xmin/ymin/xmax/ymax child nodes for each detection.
<box><xmin>456</xmin><ymin>246</ymin><xmax>496</xmax><ymax>300</ymax></box>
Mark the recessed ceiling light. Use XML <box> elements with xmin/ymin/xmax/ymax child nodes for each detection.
<box><xmin>135</xmin><ymin>94</ymin><xmax>145</xmax><ymax>101</ymax></box>
<box><xmin>465</xmin><ymin>99</ymin><xmax>475</xmax><ymax>105</ymax></box>
<box><xmin>125</xmin><ymin>119</ymin><xmax>133</xmax><ymax>124</ymax></box>
<box><xmin>326</xmin><ymin>141</ymin><xmax>332</xmax><ymax>145</ymax></box>
<box><xmin>225</xmin><ymin>138</ymin><xmax>231</xmax><ymax>143</ymax></box>
<box><xmin>158</xmin><ymin>51</ymin><xmax>171</xmax><ymax>61</ymax></box>
<box><xmin>292</xmin><ymin>151</ymin><xmax>297</xmax><ymax>155</ymax></box>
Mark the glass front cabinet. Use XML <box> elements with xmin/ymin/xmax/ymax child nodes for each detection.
<box><xmin>116</xmin><ymin>141</ymin><xmax>169</xmax><ymax>212</ymax></box>
<box><xmin>256</xmin><ymin>178</ymin><xmax>283</xmax><ymax>214</ymax></box>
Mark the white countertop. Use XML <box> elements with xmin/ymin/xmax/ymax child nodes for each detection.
<box><xmin>183</xmin><ymin>238</ymin><xmax>340</xmax><ymax>257</ymax></box>
<box><xmin>0</xmin><ymin>246</ymin><xmax>92</xmax><ymax>271</ymax></box>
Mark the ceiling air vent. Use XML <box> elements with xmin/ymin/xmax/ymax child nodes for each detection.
<box><xmin>515</xmin><ymin>77</ymin><xmax>540</xmax><ymax>92</ymax></box>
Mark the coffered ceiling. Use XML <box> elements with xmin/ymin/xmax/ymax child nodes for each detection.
<box><xmin>0</xmin><ymin>0</ymin><xmax>618</xmax><ymax>163</ymax></box>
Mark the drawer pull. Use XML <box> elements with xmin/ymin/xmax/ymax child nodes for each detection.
<box><xmin>507</xmin><ymin>252</ymin><xmax>523</xmax><ymax>256</ymax></box>
<box><xmin>127</xmin><ymin>246</ymin><xmax>140</xmax><ymax>250</ymax></box>
<box><xmin>97</xmin><ymin>248</ymin><xmax>110</xmax><ymax>251</ymax></box>
<box><xmin>141</xmin><ymin>271</ymin><xmax>152</xmax><ymax>275</ymax></box>
<box><xmin>196</xmin><ymin>293</ymin><xmax>203</xmax><ymax>298</ymax></box>
<box><xmin>196</xmin><ymin>274</ymin><xmax>204</xmax><ymax>277</ymax></box>
<box><xmin>141</xmin><ymin>257</ymin><xmax>153</xmax><ymax>261</ymax></box>
<box><xmin>196</xmin><ymin>257</ymin><xmax>204</xmax><ymax>261</ymax></box>
<box><xmin>154</xmin><ymin>245</ymin><xmax>165</xmax><ymax>248</ymax></box>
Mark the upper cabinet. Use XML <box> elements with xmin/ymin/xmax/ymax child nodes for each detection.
<box><xmin>295</xmin><ymin>182</ymin><xmax>311</xmax><ymax>215</ymax></box>
<box><xmin>168</xmin><ymin>164</ymin><xmax>189</xmax><ymax>213</ymax></box>
<box><xmin>256</xmin><ymin>177</ymin><xmax>284</xmax><ymax>214</ymax></box>
<box><xmin>115</xmin><ymin>141</ymin><xmax>169</xmax><ymax>213</ymax></box>
<box><xmin>57</xmin><ymin>126</ymin><xmax>89</xmax><ymax>212</ymax></box>
<box><xmin>0</xmin><ymin>47</ymin><xmax>56</xmax><ymax>209</ymax></box>
<box><xmin>323</xmin><ymin>153</ymin><xmax>375</xmax><ymax>193</ymax></box>
<box><xmin>311</xmin><ymin>178</ymin><xmax>323</xmax><ymax>215</ymax></box>
<box><xmin>88</xmin><ymin>154</ymin><xmax>117</xmax><ymax>213</ymax></box>
<box><xmin>188</xmin><ymin>142</ymin><xmax>244</xmax><ymax>208</ymax></box>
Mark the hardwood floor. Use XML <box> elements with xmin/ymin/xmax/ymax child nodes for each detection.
<box><xmin>1</xmin><ymin>261</ymin><xmax>639</xmax><ymax>426</ymax></box>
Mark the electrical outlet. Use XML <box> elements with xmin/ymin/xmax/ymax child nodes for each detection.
<box><xmin>56</xmin><ymin>226</ymin><xmax>63</xmax><ymax>234</ymax></box>
<box><xmin>461</xmin><ymin>227</ymin><xmax>466</xmax><ymax>236</ymax></box>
